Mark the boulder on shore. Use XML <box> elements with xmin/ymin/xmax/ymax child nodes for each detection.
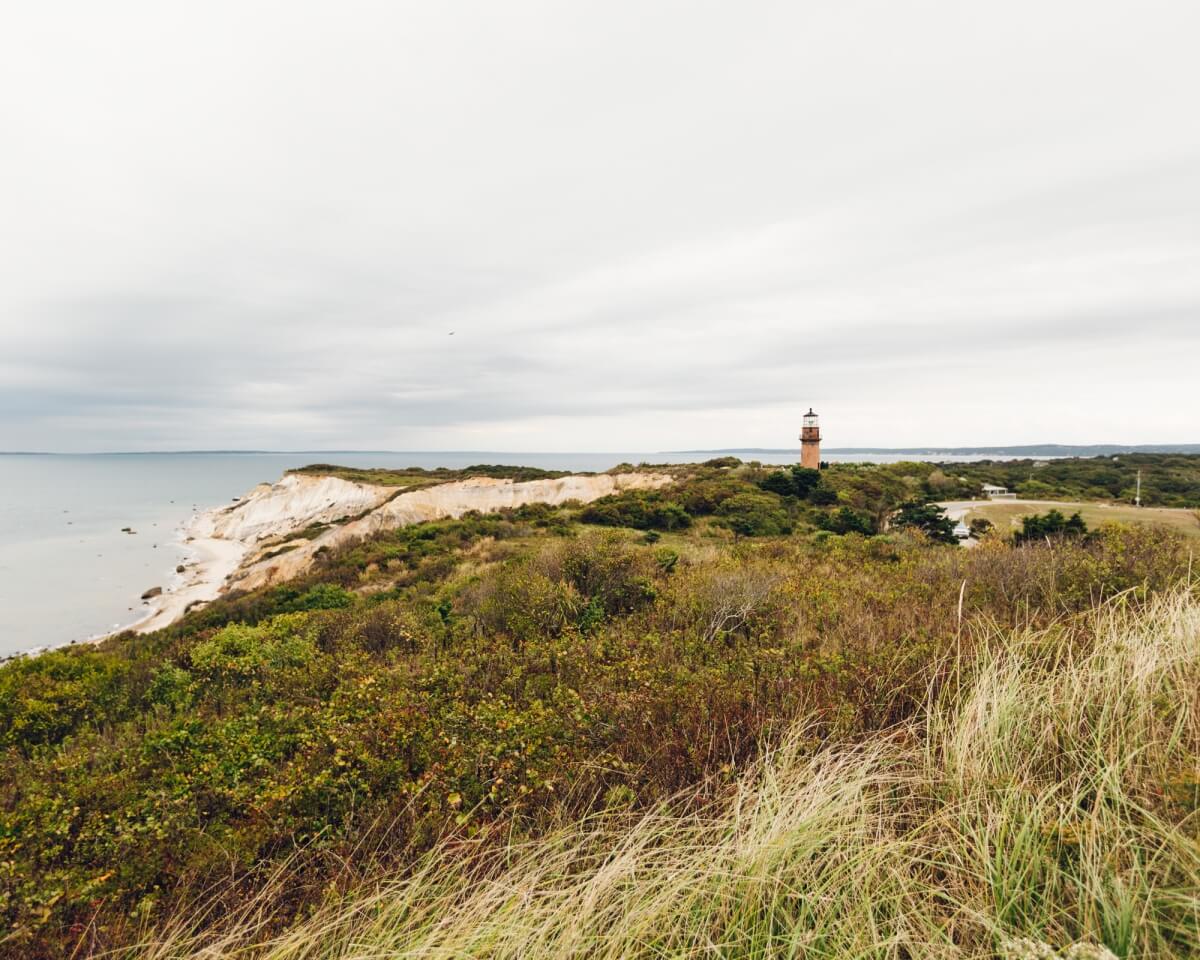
<box><xmin>141</xmin><ymin>586</ymin><xmax>163</xmax><ymax>600</ymax></box>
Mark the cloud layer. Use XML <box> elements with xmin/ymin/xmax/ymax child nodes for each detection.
<box><xmin>2</xmin><ymin>1</ymin><xmax>1197</xmax><ymax>451</ymax></box>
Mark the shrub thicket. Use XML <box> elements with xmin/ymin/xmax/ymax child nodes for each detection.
<box><xmin>159</xmin><ymin>592</ymin><xmax>1199</xmax><ymax>959</ymax></box>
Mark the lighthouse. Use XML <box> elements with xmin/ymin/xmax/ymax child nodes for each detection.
<box><xmin>800</xmin><ymin>408</ymin><xmax>821</xmax><ymax>470</ymax></box>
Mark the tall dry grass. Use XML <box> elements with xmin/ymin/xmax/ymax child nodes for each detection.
<box><xmin>136</xmin><ymin>591</ymin><xmax>1199</xmax><ymax>959</ymax></box>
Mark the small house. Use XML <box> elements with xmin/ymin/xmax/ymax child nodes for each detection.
<box><xmin>982</xmin><ymin>483</ymin><xmax>1015</xmax><ymax>500</ymax></box>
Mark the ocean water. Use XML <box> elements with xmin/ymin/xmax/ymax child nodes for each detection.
<box><xmin>0</xmin><ymin>449</ymin><xmax>999</xmax><ymax>657</ymax></box>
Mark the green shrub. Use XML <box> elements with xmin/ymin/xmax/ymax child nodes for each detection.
<box><xmin>676</xmin><ymin>476</ymin><xmax>752</xmax><ymax>515</ymax></box>
<box><xmin>716</xmin><ymin>492</ymin><xmax>792</xmax><ymax>537</ymax></box>
<box><xmin>579</xmin><ymin>492</ymin><xmax>692</xmax><ymax>531</ymax></box>
<box><xmin>0</xmin><ymin>648</ymin><xmax>131</xmax><ymax>752</ymax></box>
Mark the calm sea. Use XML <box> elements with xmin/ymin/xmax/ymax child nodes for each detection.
<box><xmin>0</xmin><ymin>450</ymin><xmax>996</xmax><ymax>657</ymax></box>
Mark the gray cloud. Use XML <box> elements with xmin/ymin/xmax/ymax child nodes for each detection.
<box><xmin>1</xmin><ymin>1</ymin><xmax>1198</xmax><ymax>452</ymax></box>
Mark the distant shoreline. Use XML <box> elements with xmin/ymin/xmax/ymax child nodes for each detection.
<box><xmin>680</xmin><ymin>445</ymin><xmax>1200</xmax><ymax>457</ymax></box>
<box><xmin>5</xmin><ymin>444</ymin><xmax>1200</xmax><ymax>458</ymax></box>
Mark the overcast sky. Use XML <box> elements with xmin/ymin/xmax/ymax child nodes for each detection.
<box><xmin>1</xmin><ymin>1</ymin><xmax>1197</xmax><ymax>452</ymax></box>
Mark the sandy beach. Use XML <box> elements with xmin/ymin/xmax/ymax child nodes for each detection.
<box><xmin>131</xmin><ymin>530</ymin><xmax>247</xmax><ymax>634</ymax></box>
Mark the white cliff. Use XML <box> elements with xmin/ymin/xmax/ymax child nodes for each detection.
<box><xmin>136</xmin><ymin>470</ymin><xmax>672</xmax><ymax>631</ymax></box>
<box><xmin>195</xmin><ymin>473</ymin><xmax>396</xmax><ymax>543</ymax></box>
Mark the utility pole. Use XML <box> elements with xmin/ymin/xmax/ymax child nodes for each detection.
<box><xmin>1135</xmin><ymin>469</ymin><xmax>1142</xmax><ymax>508</ymax></box>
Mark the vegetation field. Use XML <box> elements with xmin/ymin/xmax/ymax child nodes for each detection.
<box><xmin>2</xmin><ymin>455</ymin><xmax>1199</xmax><ymax>958</ymax></box>
<box><xmin>157</xmin><ymin>591</ymin><xmax>1200</xmax><ymax>960</ymax></box>
<box><xmin>946</xmin><ymin>453</ymin><xmax>1200</xmax><ymax>508</ymax></box>
<box><xmin>962</xmin><ymin>500</ymin><xmax>1200</xmax><ymax>541</ymax></box>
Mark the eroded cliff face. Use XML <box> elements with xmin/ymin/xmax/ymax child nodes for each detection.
<box><xmin>229</xmin><ymin>472</ymin><xmax>672</xmax><ymax>591</ymax></box>
<box><xmin>149</xmin><ymin>471</ymin><xmax>673</xmax><ymax>626</ymax></box>
<box><xmin>194</xmin><ymin>473</ymin><xmax>396</xmax><ymax>544</ymax></box>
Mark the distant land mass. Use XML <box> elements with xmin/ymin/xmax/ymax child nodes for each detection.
<box><xmin>684</xmin><ymin>444</ymin><xmax>1200</xmax><ymax>457</ymax></box>
<box><xmin>4</xmin><ymin>444</ymin><xmax>1200</xmax><ymax>458</ymax></box>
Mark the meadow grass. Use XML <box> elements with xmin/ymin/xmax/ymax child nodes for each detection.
<box><xmin>964</xmin><ymin>501</ymin><xmax>1200</xmax><ymax>541</ymax></box>
<box><xmin>134</xmin><ymin>590</ymin><xmax>1199</xmax><ymax>960</ymax></box>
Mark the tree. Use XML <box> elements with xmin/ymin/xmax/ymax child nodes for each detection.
<box><xmin>789</xmin><ymin>466</ymin><xmax>822</xmax><ymax>499</ymax></box>
<box><xmin>967</xmin><ymin>517</ymin><xmax>994</xmax><ymax>538</ymax></box>
<box><xmin>1014</xmin><ymin>510</ymin><xmax>1087</xmax><ymax>545</ymax></box>
<box><xmin>757</xmin><ymin>465</ymin><xmax>822</xmax><ymax>500</ymax></box>
<box><xmin>759</xmin><ymin>470</ymin><xmax>796</xmax><ymax>497</ymax></box>
<box><xmin>891</xmin><ymin>500</ymin><xmax>957</xmax><ymax>544</ymax></box>
<box><xmin>808</xmin><ymin>484</ymin><xmax>838</xmax><ymax>506</ymax></box>
<box><xmin>820</xmin><ymin>506</ymin><xmax>875</xmax><ymax>535</ymax></box>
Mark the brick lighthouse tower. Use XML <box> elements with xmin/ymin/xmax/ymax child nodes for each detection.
<box><xmin>800</xmin><ymin>408</ymin><xmax>821</xmax><ymax>470</ymax></box>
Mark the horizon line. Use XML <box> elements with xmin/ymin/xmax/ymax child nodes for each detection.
<box><xmin>4</xmin><ymin>443</ymin><xmax>1199</xmax><ymax>457</ymax></box>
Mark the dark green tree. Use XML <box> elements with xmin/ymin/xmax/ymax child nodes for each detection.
<box><xmin>891</xmin><ymin>500</ymin><xmax>957</xmax><ymax>544</ymax></box>
<box><xmin>967</xmin><ymin>517</ymin><xmax>994</xmax><ymax>538</ymax></box>
<box><xmin>789</xmin><ymin>466</ymin><xmax>822</xmax><ymax>499</ymax></box>
<box><xmin>758</xmin><ymin>465</ymin><xmax>822</xmax><ymax>500</ymax></box>
<box><xmin>759</xmin><ymin>470</ymin><xmax>796</xmax><ymax>497</ymax></box>
<box><xmin>820</xmin><ymin>506</ymin><xmax>876</xmax><ymax>535</ymax></box>
<box><xmin>1014</xmin><ymin>510</ymin><xmax>1087</xmax><ymax>545</ymax></box>
<box><xmin>808</xmin><ymin>484</ymin><xmax>838</xmax><ymax>506</ymax></box>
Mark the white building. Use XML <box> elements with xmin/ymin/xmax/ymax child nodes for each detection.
<box><xmin>982</xmin><ymin>483</ymin><xmax>1015</xmax><ymax>500</ymax></box>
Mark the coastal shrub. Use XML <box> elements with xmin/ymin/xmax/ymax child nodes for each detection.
<box><xmin>675</xmin><ymin>475</ymin><xmax>752</xmax><ymax>515</ymax></box>
<box><xmin>160</xmin><ymin>591</ymin><xmax>1199</xmax><ymax>960</ymax></box>
<box><xmin>578</xmin><ymin>491</ymin><xmax>692</xmax><ymax>531</ymax></box>
<box><xmin>188</xmin><ymin>616</ymin><xmax>318</xmax><ymax>686</ymax></box>
<box><xmin>0</xmin><ymin>504</ymin><xmax>1194</xmax><ymax>957</ymax></box>
<box><xmin>1015</xmin><ymin>478</ymin><xmax>1058</xmax><ymax>498</ymax></box>
<box><xmin>716</xmin><ymin>491</ymin><xmax>792</xmax><ymax>537</ymax></box>
<box><xmin>0</xmin><ymin>648</ymin><xmax>131</xmax><ymax>751</ymax></box>
<box><xmin>275</xmin><ymin>582</ymin><xmax>356</xmax><ymax>612</ymax></box>
<box><xmin>543</xmin><ymin>532</ymin><xmax>660</xmax><ymax>615</ymax></box>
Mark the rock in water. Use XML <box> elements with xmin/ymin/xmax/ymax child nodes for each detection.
<box><xmin>141</xmin><ymin>586</ymin><xmax>163</xmax><ymax>600</ymax></box>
